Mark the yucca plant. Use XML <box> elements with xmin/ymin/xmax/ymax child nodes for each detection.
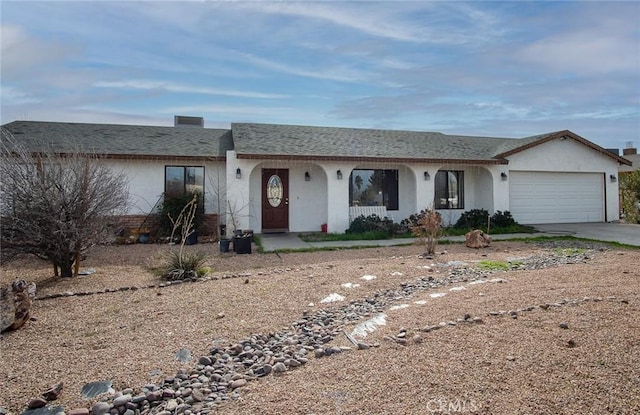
<box><xmin>163</xmin><ymin>249</ymin><xmax>208</xmax><ymax>281</ymax></box>
<box><xmin>159</xmin><ymin>194</ymin><xmax>210</xmax><ymax>280</ymax></box>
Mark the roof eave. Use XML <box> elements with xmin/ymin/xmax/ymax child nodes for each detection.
<box><xmin>236</xmin><ymin>153</ymin><xmax>508</xmax><ymax>165</ymax></box>
<box><xmin>495</xmin><ymin>130</ymin><xmax>632</xmax><ymax>166</ymax></box>
<box><xmin>31</xmin><ymin>152</ymin><xmax>226</xmax><ymax>162</ymax></box>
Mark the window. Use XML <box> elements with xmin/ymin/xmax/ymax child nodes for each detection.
<box><xmin>349</xmin><ymin>169</ymin><xmax>399</xmax><ymax>210</ymax></box>
<box><xmin>434</xmin><ymin>170</ymin><xmax>464</xmax><ymax>209</ymax></box>
<box><xmin>165</xmin><ymin>166</ymin><xmax>204</xmax><ymax>198</ymax></box>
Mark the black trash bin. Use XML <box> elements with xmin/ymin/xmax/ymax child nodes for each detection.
<box><xmin>233</xmin><ymin>236</ymin><xmax>252</xmax><ymax>254</ymax></box>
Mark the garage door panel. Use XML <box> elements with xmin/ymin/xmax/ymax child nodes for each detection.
<box><xmin>509</xmin><ymin>172</ymin><xmax>604</xmax><ymax>224</ymax></box>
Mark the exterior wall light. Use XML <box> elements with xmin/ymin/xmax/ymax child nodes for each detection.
<box><xmin>305</xmin><ymin>171</ymin><xmax>311</xmax><ymax>181</ymax></box>
<box><xmin>236</xmin><ymin>168</ymin><xmax>242</xmax><ymax>179</ymax></box>
<box><xmin>424</xmin><ymin>171</ymin><xmax>430</xmax><ymax>181</ymax></box>
<box><xmin>610</xmin><ymin>174</ymin><xmax>617</xmax><ymax>182</ymax></box>
<box><xmin>501</xmin><ymin>172</ymin><xmax>508</xmax><ymax>181</ymax></box>
<box><xmin>337</xmin><ymin>170</ymin><xmax>343</xmax><ymax>180</ymax></box>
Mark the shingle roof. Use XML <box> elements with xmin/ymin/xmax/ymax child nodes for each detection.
<box><xmin>231</xmin><ymin>123</ymin><xmax>630</xmax><ymax>166</ymax></box>
<box><xmin>1</xmin><ymin>121</ymin><xmax>233</xmax><ymax>159</ymax></box>
<box><xmin>231</xmin><ymin>123</ymin><xmax>516</xmax><ymax>164</ymax></box>
<box><xmin>2</xmin><ymin>120</ymin><xmax>629</xmax><ymax>166</ymax></box>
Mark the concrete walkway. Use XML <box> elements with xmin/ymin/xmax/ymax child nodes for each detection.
<box><xmin>532</xmin><ymin>222</ymin><xmax>639</xmax><ymax>246</ymax></box>
<box><xmin>259</xmin><ymin>223</ymin><xmax>639</xmax><ymax>252</ymax></box>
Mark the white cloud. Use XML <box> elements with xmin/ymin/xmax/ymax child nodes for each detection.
<box><xmin>518</xmin><ymin>4</ymin><xmax>639</xmax><ymax>75</ymax></box>
<box><xmin>0</xmin><ymin>86</ymin><xmax>40</xmax><ymax>105</ymax></box>
<box><xmin>238</xmin><ymin>52</ymin><xmax>372</xmax><ymax>83</ymax></box>
<box><xmin>0</xmin><ymin>24</ymin><xmax>78</xmax><ymax>77</ymax></box>
<box><xmin>520</xmin><ymin>32</ymin><xmax>638</xmax><ymax>74</ymax></box>
<box><xmin>93</xmin><ymin>80</ymin><xmax>289</xmax><ymax>99</ymax></box>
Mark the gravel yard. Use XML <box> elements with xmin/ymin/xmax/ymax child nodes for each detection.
<box><xmin>1</xmin><ymin>239</ymin><xmax>639</xmax><ymax>414</ymax></box>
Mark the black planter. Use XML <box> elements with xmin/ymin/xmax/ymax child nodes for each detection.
<box><xmin>186</xmin><ymin>231</ymin><xmax>198</xmax><ymax>245</ymax></box>
<box><xmin>219</xmin><ymin>238</ymin><xmax>231</xmax><ymax>253</ymax></box>
<box><xmin>233</xmin><ymin>236</ymin><xmax>252</xmax><ymax>254</ymax></box>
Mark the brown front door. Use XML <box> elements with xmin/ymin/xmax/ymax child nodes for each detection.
<box><xmin>262</xmin><ymin>169</ymin><xmax>289</xmax><ymax>232</ymax></box>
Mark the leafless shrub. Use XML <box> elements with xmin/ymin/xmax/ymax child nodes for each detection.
<box><xmin>409</xmin><ymin>205</ymin><xmax>444</xmax><ymax>255</ymax></box>
<box><xmin>0</xmin><ymin>128</ymin><xmax>129</xmax><ymax>277</ymax></box>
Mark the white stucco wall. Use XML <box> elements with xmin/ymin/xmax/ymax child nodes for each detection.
<box><xmin>225</xmin><ymin>151</ymin><xmax>255</xmax><ymax>233</ymax></box>
<box><xmin>505</xmin><ymin>137</ymin><xmax>622</xmax><ymax>222</ymax></box>
<box><xmin>103</xmin><ymin>158</ymin><xmax>227</xmax><ymax>216</ymax></box>
<box><xmin>287</xmin><ymin>164</ymin><xmax>328</xmax><ymax>233</ymax></box>
<box><xmin>225</xmin><ymin>160</ymin><xmax>508</xmax><ymax>233</ymax></box>
<box><xmin>242</xmin><ymin>161</ymin><xmax>329</xmax><ymax>233</ymax></box>
<box><xmin>223</xmin><ymin>137</ymin><xmax>622</xmax><ymax>234</ymax></box>
<box><xmin>425</xmin><ymin>164</ymin><xmax>500</xmax><ymax>225</ymax></box>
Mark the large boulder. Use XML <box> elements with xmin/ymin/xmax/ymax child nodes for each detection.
<box><xmin>0</xmin><ymin>279</ymin><xmax>36</xmax><ymax>332</ymax></box>
<box><xmin>465</xmin><ymin>229</ymin><xmax>492</xmax><ymax>249</ymax></box>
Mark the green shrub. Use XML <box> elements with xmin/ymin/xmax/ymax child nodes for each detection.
<box><xmin>454</xmin><ymin>209</ymin><xmax>519</xmax><ymax>230</ymax></box>
<box><xmin>491</xmin><ymin>210</ymin><xmax>516</xmax><ymax>228</ymax></box>
<box><xmin>158</xmin><ymin>191</ymin><xmax>204</xmax><ymax>237</ymax></box>
<box><xmin>454</xmin><ymin>209</ymin><xmax>491</xmax><ymax>229</ymax></box>
<box><xmin>620</xmin><ymin>170</ymin><xmax>640</xmax><ymax>224</ymax></box>
<box><xmin>346</xmin><ymin>214</ymin><xmax>400</xmax><ymax>236</ymax></box>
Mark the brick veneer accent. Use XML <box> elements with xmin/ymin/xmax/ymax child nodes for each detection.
<box><xmin>119</xmin><ymin>213</ymin><xmax>218</xmax><ymax>237</ymax></box>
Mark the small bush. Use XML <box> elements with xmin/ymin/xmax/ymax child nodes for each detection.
<box><xmin>454</xmin><ymin>209</ymin><xmax>491</xmax><ymax>229</ymax></box>
<box><xmin>346</xmin><ymin>214</ymin><xmax>400</xmax><ymax>236</ymax></box>
<box><xmin>491</xmin><ymin>210</ymin><xmax>516</xmax><ymax>228</ymax></box>
<box><xmin>454</xmin><ymin>209</ymin><xmax>520</xmax><ymax>231</ymax></box>
<box><xmin>158</xmin><ymin>191</ymin><xmax>204</xmax><ymax>237</ymax></box>
<box><xmin>406</xmin><ymin>206</ymin><xmax>443</xmax><ymax>255</ymax></box>
<box><xmin>161</xmin><ymin>249</ymin><xmax>208</xmax><ymax>281</ymax></box>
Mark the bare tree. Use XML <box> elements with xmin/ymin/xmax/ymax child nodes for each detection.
<box><xmin>0</xmin><ymin>128</ymin><xmax>130</xmax><ymax>277</ymax></box>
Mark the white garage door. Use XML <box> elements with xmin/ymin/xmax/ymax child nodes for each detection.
<box><xmin>509</xmin><ymin>171</ymin><xmax>604</xmax><ymax>224</ymax></box>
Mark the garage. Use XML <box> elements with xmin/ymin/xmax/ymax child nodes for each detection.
<box><xmin>509</xmin><ymin>171</ymin><xmax>604</xmax><ymax>224</ymax></box>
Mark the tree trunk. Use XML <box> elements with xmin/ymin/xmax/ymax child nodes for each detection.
<box><xmin>59</xmin><ymin>258</ymin><xmax>74</xmax><ymax>278</ymax></box>
<box><xmin>74</xmin><ymin>252</ymin><xmax>80</xmax><ymax>277</ymax></box>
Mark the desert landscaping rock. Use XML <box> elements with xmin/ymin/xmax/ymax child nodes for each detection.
<box><xmin>26</xmin><ymin>398</ymin><xmax>47</xmax><ymax>409</ymax></box>
<box><xmin>0</xmin><ymin>279</ymin><xmax>36</xmax><ymax>332</ymax></box>
<box><xmin>2</xmin><ymin>240</ymin><xmax>638</xmax><ymax>415</ymax></box>
<box><xmin>112</xmin><ymin>393</ymin><xmax>131</xmax><ymax>407</ymax></box>
<box><xmin>41</xmin><ymin>382</ymin><xmax>63</xmax><ymax>402</ymax></box>
<box><xmin>90</xmin><ymin>401</ymin><xmax>111</xmax><ymax>415</ymax></box>
<box><xmin>80</xmin><ymin>381</ymin><xmax>112</xmax><ymax>399</ymax></box>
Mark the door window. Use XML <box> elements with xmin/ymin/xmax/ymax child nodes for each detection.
<box><xmin>267</xmin><ymin>175</ymin><xmax>283</xmax><ymax>207</ymax></box>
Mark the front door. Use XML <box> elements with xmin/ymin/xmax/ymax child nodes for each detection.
<box><xmin>262</xmin><ymin>169</ymin><xmax>289</xmax><ymax>232</ymax></box>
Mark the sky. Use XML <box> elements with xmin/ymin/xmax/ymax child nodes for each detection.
<box><xmin>1</xmin><ymin>0</ymin><xmax>639</xmax><ymax>151</ymax></box>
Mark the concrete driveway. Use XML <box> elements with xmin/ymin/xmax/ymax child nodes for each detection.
<box><xmin>533</xmin><ymin>223</ymin><xmax>640</xmax><ymax>246</ymax></box>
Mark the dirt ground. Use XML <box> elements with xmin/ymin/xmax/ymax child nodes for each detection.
<box><xmin>1</xmin><ymin>240</ymin><xmax>639</xmax><ymax>414</ymax></box>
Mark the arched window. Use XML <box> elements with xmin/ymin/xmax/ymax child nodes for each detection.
<box><xmin>434</xmin><ymin>170</ymin><xmax>464</xmax><ymax>209</ymax></box>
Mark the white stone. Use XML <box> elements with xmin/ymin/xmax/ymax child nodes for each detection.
<box><xmin>320</xmin><ymin>293</ymin><xmax>345</xmax><ymax>303</ymax></box>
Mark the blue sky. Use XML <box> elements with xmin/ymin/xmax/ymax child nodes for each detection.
<box><xmin>1</xmin><ymin>1</ymin><xmax>639</xmax><ymax>151</ymax></box>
